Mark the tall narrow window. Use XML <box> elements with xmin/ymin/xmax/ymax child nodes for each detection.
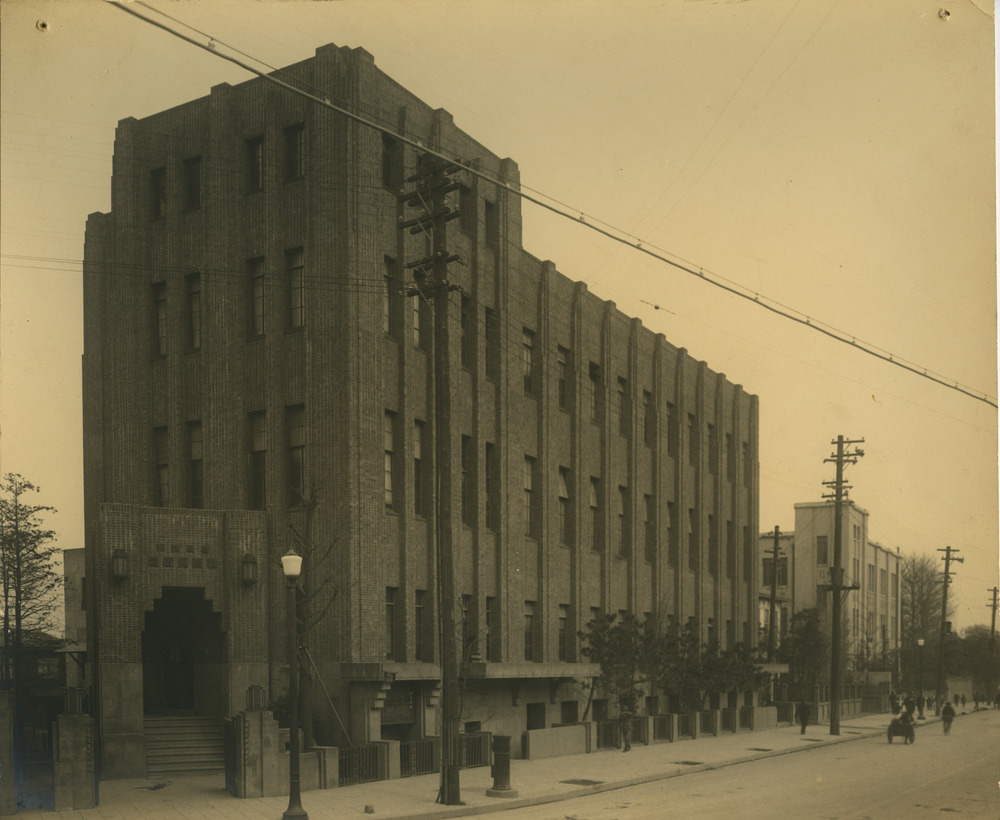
<box><xmin>415</xmin><ymin>590</ymin><xmax>427</xmax><ymax>661</ymax></box>
<box><xmin>726</xmin><ymin>519</ymin><xmax>735</xmax><ymax>577</ymax></box>
<box><xmin>485</xmin><ymin>596</ymin><xmax>499</xmax><ymax>661</ymax></box>
<box><xmin>589</xmin><ymin>363</ymin><xmax>602</xmax><ymax>423</ymax></box>
<box><xmin>249</xmin><ymin>411</ymin><xmax>266</xmax><ymax>510</ymax></box>
<box><xmin>484</xmin><ymin>199</ymin><xmax>499</xmax><ymax>248</ymax></box>
<box><xmin>523</xmin><ymin>456</ymin><xmax>537</xmax><ymax>537</ymax></box>
<box><xmin>617</xmin><ymin>378</ymin><xmax>629</xmax><ymax>437</ymax></box>
<box><xmin>461</xmin><ymin>435</ymin><xmax>474</xmax><ymax>525</ymax></box>
<box><xmin>522</xmin><ymin>328</ymin><xmax>536</xmax><ymax>395</ymax></box>
<box><xmin>188</xmin><ymin>421</ymin><xmax>203</xmax><ymax>508</ymax></box>
<box><xmin>246</xmin><ymin>136</ymin><xmax>264</xmax><ymax>193</ymax></box>
<box><xmin>743</xmin><ymin>526</ymin><xmax>753</xmax><ymax>578</ymax></box>
<box><xmin>284</xmin><ymin>123</ymin><xmax>305</xmax><ymax>181</ymax></box>
<box><xmin>183</xmin><ymin>156</ymin><xmax>202</xmax><ymax>210</ymax></box>
<box><xmin>153</xmin><ymin>426</ymin><xmax>168</xmax><ymax>506</ymax></box>
<box><xmin>618</xmin><ymin>486</ymin><xmax>630</xmax><ymax>557</ymax></box>
<box><xmin>412</xmin><ymin>293</ymin><xmax>424</xmax><ymax>349</ymax></box>
<box><xmin>666</xmin><ymin>502</ymin><xmax>676</xmax><ymax>566</ymax></box>
<box><xmin>186</xmin><ymin>273</ymin><xmax>201</xmax><ymax>351</ymax></box>
<box><xmin>459</xmin><ymin>185</ymin><xmax>476</xmax><ymax>234</ymax></box>
<box><xmin>152</xmin><ymin>281</ymin><xmax>167</xmax><ymax>356</ymax></box>
<box><xmin>485</xmin><ymin>442</ymin><xmax>499</xmax><ymax>531</ymax></box>
<box><xmin>248</xmin><ymin>257</ymin><xmax>265</xmax><ymax>337</ymax></box>
<box><xmin>708</xmin><ymin>424</ymin><xmax>718</xmax><ymax>474</ymax></box>
<box><xmin>523</xmin><ymin>601</ymin><xmax>536</xmax><ymax>662</ymax></box>
<box><xmin>687</xmin><ymin>509</ymin><xmax>698</xmax><ymax>571</ymax></box>
<box><xmin>666</xmin><ymin>402</ymin><xmax>677</xmax><ymax>456</ymax></box>
<box><xmin>558</xmin><ymin>604</ymin><xmax>569</xmax><ymax>661</ymax></box>
<box><xmin>150</xmin><ymin>167</ymin><xmax>166</xmax><ymax>220</ymax></box>
<box><xmin>816</xmin><ymin>535</ymin><xmax>829</xmax><ymax>565</ymax></box>
<box><xmin>644</xmin><ymin>494</ymin><xmax>655</xmax><ymax>563</ymax></box>
<box><xmin>384</xmin><ymin>411</ymin><xmax>396</xmax><ymax>508</ymax></box>
<box><xmin>726</xmin><ymin>433</ymin><xmax>735</xmax><ymax>482</ymax></box>
<box><xmin>707</xmin><ymin>514</ymin><xmax>717</xmax><ymax>575</ymax></box>
<box><xmin>557</xmin><ymin>347</ymin><xmax>571</xmax><ymax>410</ymax></box>
<box><xmin>381</xmin><ymin>133</ymin><xmax>402</xmax><ymax>191</ymax></box>
<box><xmin>589</xmin><ymin>477</ymin><xmax>602</xmax><ymax>552</ymax></box>
<box><xmin>385</xmin><ymin>587</ymin><xmax>399</xmax><ymax>660</ymax></box>
<box><xmin>461</xmin><ymin>296</ymin><xmax>474</xmax><ymax>369</ymax></box>
<box><xmin>413</xmin><ymin>420</ymin><xmax>426</xmax><ymax>516</ymax></box>
<box><xmin>642</xmin><ymin>390</ymin><xmax>655</xmax><ymax>447</ymax></box>
<box><xmin>687</xmin><ymin>414</ymin><xmax>698</xmax><ymax>466</ymax></box>
<box><xmin>287</xmin><ymin>405</ymin><xmax>305</xmax><ymax>506</ymax></box>
<box><xmin>286</xmin><ymin>248</ymin><xmax>304</xmax><ymax>329</ymax></box>
<box><xmin>558</xmin><ymin>468</ymin><xmax>571</xmax><ymax>546</ymax></box>
<box><xmin>484</xmin><ymin>307</ymin><xmax>500</xmax><ymax>380</ymax></box>
<box><xmin>742</xmin><ymin>441</ymin><xmax>751</xmax><ymax>487</ymax></box>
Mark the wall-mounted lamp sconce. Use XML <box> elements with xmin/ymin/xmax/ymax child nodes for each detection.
<box><xmin>241</xmin><ymin>552</ymin><xmax>259</xmax><ymax>586</ymax></box>
<box><xmin>111</xmin><ymin>549</ymin><xmax>129</xmax><ymax>583</ymax></box>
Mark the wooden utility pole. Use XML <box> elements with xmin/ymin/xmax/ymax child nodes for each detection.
<box><xmin>400</xmin><ymin>155</ymin><xmax>463</xmax><ymax>804</ymax></box>
<box><xmin>988</xmin><ymin>587</ymin><xmax>998</xmax><ymax>701</ymax></box>
<box><xmin>766</xmin><ymin>526</ymin><xmax>782</xmax><ymax>662</ymax></box>
<box><xmin>822</xmin><ymin>435</ymin><xmax>864</xmax><ymax>736</ymax></box>
<box><xmin>934</xmin><ymin>546</ymin><xmax>962</xmax><ymax>716</ymax></box>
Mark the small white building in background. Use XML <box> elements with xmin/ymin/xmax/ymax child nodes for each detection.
<box><xmin>759</xmin><ymin>500</ymin><xmax>901</xmax><ymax>676</ymax></box>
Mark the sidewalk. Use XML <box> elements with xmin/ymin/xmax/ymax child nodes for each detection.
<box><xmin>15</xmin><ymin>711</ymin><xmax>940</xmax><ymax>819</ymax></box>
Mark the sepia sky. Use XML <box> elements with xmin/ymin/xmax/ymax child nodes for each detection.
<box><xmin>1</xmin><ymin>0</ymin><xmax>996</xmax><ymax>631</ymax></box>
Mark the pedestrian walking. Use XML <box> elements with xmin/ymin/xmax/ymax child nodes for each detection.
<box><xmin>795</xmin><ymin>701</ymin><xmax>811</xmax><ymax>734</ymax></box>
<box><xmin>960</xmin><ymin>694</ymin><xmax>966</xmax><ymax>710</ymax></box>
<box><xmin>941</xmin><ymin>701</ymin><xmax>955</xmax><ymax>734</ymax></box>
<box><xmin>916</xmin><ymin>693</ymin><xmax>925</xmax><ymax>719</ymax></box>
<box><xmin>619</xmin><ymin>710</ymin><xmax>633</xmax><ymax>752</ymax></box>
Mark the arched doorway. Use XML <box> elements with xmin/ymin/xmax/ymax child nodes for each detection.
<box><xmin>142</xmin><ymin>587</ymin><xmax>225</xmax><ymax>715</ymax></box>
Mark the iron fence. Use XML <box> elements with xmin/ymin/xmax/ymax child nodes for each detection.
<box><xmin>400</xmin><ymin>739</ymin><xmax>437</xmax><ymax>778</ymax></box>
<box><xmin>458</xmin><ymin>732</ymin><xmax>491</xmax><ymax>769</ymax></box>
<box><xmin>595</xmin><ymin>720</ymin><xmax>620</xmax><ymax>749</ymax></box>
<box><xmin>676</xmin><ymin>713</ymin><xmax>695</xmax><ymax>739</ymax></box>
<box><xmin>338</xmin><ymin>744</ymin><xmax>381</xmax><ymax>786</ymax></box>
<box><xmin>720</xmin><ymin>708</ymin><xmax>736</xmax><ymax>732</ymax></box>
<box><xmin>652</xmin><ymin>714</ymin><xmax>673</xmax><ymax>741</ymax></box>
<box><xmin>630</xmin><ymin>717</ymin><xmax>648</xmax><ymax>744</ymax></box>
<box><xmin>699</xmin><ymin>711</ymin><xmax>717</xmax><ymax>735</ymax></box>
<box><xmin>738</xmin><ymin>706</ymin><xmax>754</xmax><ymax>730</ymax></box>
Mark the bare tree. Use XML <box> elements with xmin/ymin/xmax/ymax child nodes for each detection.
<box><xmin>900</xmin><ymin>553</ymin><xmax>954</xmax><ymax>688</ymax></box>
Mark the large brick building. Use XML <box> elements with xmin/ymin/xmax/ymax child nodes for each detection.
<box><xmin>83</xmin><ymin>44</ymin><xmax>760</xmax><ymax>777</ymax></box>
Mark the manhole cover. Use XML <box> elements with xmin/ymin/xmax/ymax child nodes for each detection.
<box><xmin>673</xmin><ymin>761</ymin><xmax>704</xmax><ymax>766</ymax></box>
<box><xmin>561</xmin><ymin>779</ymin><xmax>604</xmax><ymax>786</ymax></box>
<box><xmin>746</xmin><ymin>748</ymin><xmax>772</xmax><ymax>752</ymax></box>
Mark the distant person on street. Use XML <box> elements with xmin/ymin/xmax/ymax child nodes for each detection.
<box><xmin>953</xmin><ymin>693</ymin><xmax>960</xmax><ymax>707</ymax></box>
<box><xmin>960</xmin><ymin>694</ymin><xmax>966</xmax><ymax>710</ymax></box>
<box><xmin>903</xmin><ymin>694</ymin><xmax>915</xmax><ymax>717</ymax></box>
<box><xmin>619</xmin><ymin>711</ymin><xmax>633</xmax><ymax>752</ymax></box>
<box><xmin>795</xmin><ymin>701</ymin><xmax>810</xmax><ymax>734</ymax></box>
<box><xmin>941</xmin><ymin>701</ymin><xmax>955</xmax><ymax>734</ymax></box>
<box><xmin>916</xmin><ymin>693</ymin><xmax>925</xmax><ymax>719</ymax></box>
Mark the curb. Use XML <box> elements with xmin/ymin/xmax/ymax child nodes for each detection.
<box><xmin>393</xmin><ymin>719</ymin><xmax>910</xmax><ymax>820</ymax></box>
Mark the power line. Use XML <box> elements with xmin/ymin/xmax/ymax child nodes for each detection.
<box><xmin>104</xmin><ymin>0</ymin><xmax>998</xmax><ymax>409</ymax></box>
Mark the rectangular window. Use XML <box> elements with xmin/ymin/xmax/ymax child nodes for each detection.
<box><xmin>150</xmin><ymin>167</ymin><xmax>166</xmax><ymax>220</ymax></box>
<box><xmin>461</xmin><ymin>435</ymin><xmax>474</xmax><ymax>525</ymax></box>
<box><xmin>743</xmin><ymin>526</ymin><xmax>753</xmax><ymax>579</ymax></box>
<box><xmin>413</xmin><ymin>420</ymin><xmax>426</xmax><ymax>517</ymax></box>
<box><xmin>459</xmin><ymin>185</ymin><xmax>476</xmax><ymax>234</ymax></box>
<box><xmin>187</xmin><ymin>421</ymin><xmax>203</xmax><ymax>508</ymax></box>
<box><xmin>153</xmin><ymin>426</ymin><xmax>168</xmax><ymax>506</ymax></box>
<box><xmin>284</xmin><ymin>123</ymin><xmax>305</xmax><ymax>181</ymax></box>
<box><xmin>642</xmin><ymin>390</ymin><xmax>655</xmax><ymax>447</ymax></box>
<box><xmin>558</xmin><ymin>604</ymin><xmax>569</xmax><ymax>661</ymax></box>
<box><xmin>666</xmin><ymin>402</ymin><xmax>677</xmax><ymax>456</ymax></box>
<box><xmin>523</xmin><ymin>456</ymin><xmax>537</xmax><ymax>537</ymax></box>
<box><xmin>726</xmin><ymin>433</ymin><xmax>735</xmax><ymax>482</ymax></box>
<box><xmin>249</xmin><ymin>411</ymin><xmax>266</xmax><ymax>510</ymax></box>
<box><xmin>816</xmin><ymin>535</ymin><xmax>829</xmax><ymax>565</ymax></box>
<box><xmin>558</xmin><ymin>467</ymin><xmax>571</xmax><ymax>546</ymax></box>
<box><xmin>246</xmin><ymin>136</ymin><xmax>264</xmax><ymax>194</ymax></box>
<box><xmin>385</xmin><ymin>587</ymin><xmax>399</xmax><ymax>660</ymax></box>
<box><xmin>589</xmin><ymin>363</ymin><xmax>602</xmax><ymax>423</ymax></box>
<box><xmin>707</xmin><ymin>514</ymin><xmax>717</xmax><ymax>575</ymax></box>
<box><xmin>183</xmin><ymin>156</ymin><xmax>201</xmax><ymax>211</ymax></box>
<box><xmin>485</xmin><ymin>596</ymin><xmax>499</xmax><ymax>661</ymax></box>
<box><xmin>384</xmin><ymin>411</ymin><xmax>395</xmax><ymax>508</ymax></box>
<box><xmin>590</xmin><ymin>477</ymin><xmax>602</xmax><ymax>552</ymax></box>
<box><xmin>415</xmin><ymin>590</ymin><xmax>427</xmax><ymax>662</ymax></box>
<box><xmin>522</xmin><ymin>328</ymin><xmax>536</xmax><ymax>395</ymax></box>
<box><xmin>880</xmin><ymin>567</ymin><xmax>887</xmax><ymax>597</ymax></box>
<box><xmin>461</xmin><ymin>296</ymin><xmax>474</xmax><ymax>368</ymax></box>
<box><xmin>644</xmin><ymin>493</ymin><xmax>655</xmax><ymax>563</ymax></box>
<box><xmin>248</xmin><ymin>258</ymin><xmax>265</xmax><ymax>337</ymax></box>
<box><xmin>687</xmin><ymin>414</ymin><xmax>698</xmax><ymax>466</ymax></box>
<box><xmin>186</xmin><ymin>273</ymin><xmax>201</xmax><ymax>351</ymax></box>
<box><xmin>617</xmin><ymin>378</ymin><xmax>630</xmax><ymax>437</ymax></box>
<box><xmin>618</xmin><ymin>486</ymin><xmax>630</xmax><ymax>557</ymax></box>
<box><xmin>412</xmin><ymin>293</ymin><xmax>426</xmax><ymax>349</ymax></box>
<box><xmin>726</xmin><ymin>519</ymin><xmax>735</xmax><ymax>577</ymax></box>
<box><xmin>666</xmin><ymin>502</ymin><xmax>677</xmax><ymax>566</ymax></box>
<box><xmin>557</xmin><ymin>346</ymin><xmax>571</xmax><ymax>410</ymax></box>
<box><xmin>484</xmin><ymin>307</ymin><xmax>499</xmax><ymax>380</ymax></box>
<box><xmin>484</xmin><ymin>442</ymin><xmax>499</xmax><ymax>531</ymax></box>
<box><xmin>286</xmin><ymin>248</ymin><xmax>304</xmax><ymax>329</ymax></box>
<box><xmin>708</xmin><ymin>424</ymin><xmax>718</xmax><ymax>474</ymax></box>
<box><xmin>287</xmin><ymin>405</ymin><xmax>305</xmax><ymax>506</ymax></box>
<box><xmin>152</xmin><ymin>281</ymin><xmax>167</xmax><ymax>356</ymax></box>
<box><xmin>523</xmin><ymin>601</ymin><xmax>536</xmax><ymax>662</ymax></box>
<box><xmin>381</xmin><ymin>133</ymin><xmax>402</xmax><ymax>191</ymax></box>
<box><xmin>484</xmin><ymin>199</ymin><xmax>499</xmax><ymax>248</ymax></box>
<box><xmin>687</xmin><ymin>508</ymin><xmax>698</xmax><ymax>571</ymax></box>
<box><xmin>762</xmin><ymin>557</ymin><xmax>789</xmax><ymax>587</ymax></box>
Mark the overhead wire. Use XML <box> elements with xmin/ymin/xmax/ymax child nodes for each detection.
<box><xmin>96</xmin><ymin>1</ymin><xmax>998</xmax><ymax>410</ymax></box>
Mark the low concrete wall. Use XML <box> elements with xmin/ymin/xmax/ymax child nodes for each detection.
<box><xmin>53</xmin><ymin>714</ymin><xmax>97</xmax><ymax>811</ymax></box>
<box><xmin>522</xmin><ymin>723</ymin><xmax>588</xmax><ymax>759</ymax></box>
<box><xmin>753</xmin><ymin>705</ymin><xmax>777</xmax><ymax>730</ymax></box>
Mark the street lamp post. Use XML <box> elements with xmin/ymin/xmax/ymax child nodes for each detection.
<box><xmin>281</xmin><ymin>549</ymin><xmax>308</xmax><ymax>820</ymax></box>
<box><xmin>917</xmin><ymin>639</ymin><xmax>925</xmax><ymax>719</ymax></box>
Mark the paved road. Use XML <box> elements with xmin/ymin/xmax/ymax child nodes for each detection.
<box><xmin>499</xmin><ymin>710</ymin><xmax>1000</xmax><ymax>820</ymax></box>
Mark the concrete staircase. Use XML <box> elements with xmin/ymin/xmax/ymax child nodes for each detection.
<box><xmin>144</xmin><ymin>715</ymin><xmax>225</xmax><ymax>776</ymax></box>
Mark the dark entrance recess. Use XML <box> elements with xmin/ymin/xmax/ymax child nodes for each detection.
<box><xmin>142</xmin><ymin>587</ymin><xmax>225</xmax><ymax>715</ymax></box>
